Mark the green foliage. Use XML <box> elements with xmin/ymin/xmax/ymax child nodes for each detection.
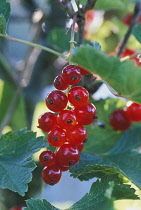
<box><xmin>0</xmin><ymin>129</ymin><xmax>47</xmax><ymax>196</ymax></box>
<box><xmin>24</xmin><ymin>175</ymin><xmax>138</xmax><ymax>210</ymax></box>
<box><xmin>79</xmin><ymin>0</ymin><xmax>124</xmax><ymax>9</ymax></box>
<box><xmin>0</xmin><ymin>14</ymin><xmax>6</xmax><ymax>34</ymax></box>
<box><xmin>0</xmin><ymin>82</ymin><xmax>27</xmax><ymax>129</ymax></box>
<box><xmin>70</xmin><ymin>126</ymin><xmax>141</xmax><ymax>189</ymax></box>
<box><xmin>95</xmin><ymin>0</ymin><xmax>124</xmax><ymax>10</ymax></box>
<box><xmin>133</xmin><ymin>23</ymin><xmax>141</xmax><ymax>43</ymax></box>
<box><xmin>71</xmin><ymin>45</ymin><xmax>141</xmax><ymax>104</ymax></box>
<box><xmin>25</xmin><ymin>199</ymin><xmax>60</xmax><ymax>210</ymax></box>
<box><xmin>84</xmin><ymin>98</ymin><xmax>125</xmax><ymax>154</ymax></box>
<box><xmin>47</xmin><ymin>28</ymin><xmax>70</xmax><ymax>51</ymax></box>
<box><xmin>0</xmin><ymin>0</ymin><xmax>10</xmax><ymax>34</ymax></box>
<box><xmin>69</xmin><ymin>175</ymin><xmax>116</xmax><ymax>210</ymax></box>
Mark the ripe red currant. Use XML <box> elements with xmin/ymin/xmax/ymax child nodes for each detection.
<box><xmin>47</xmin><ymin>127</ymin><xmax>66</xmax><ymax>147</ymax></box>
<box><xmin>66</xmin><ymin>125</ymin><xmax>87</xmax><ymax>145</ymax></box>
<box><xmin>76</xmin><ymin>142</ymin><xmax>84</xmax><ymax>152</ymax></box>
<box><xmin>53</xmin><ymin>75</ymin><xmax>68</xmax><ymax>90</ymax></box>
<box><xmin>61</xmin><ymin>65</ymin><xmax>81</xmax><ymax>85</ymax></box>
<box><xmin>57</xmin><ymin>163</ymin><xmax>70</xmax><ymax>171</ymax></box>
<box><xmin>56</xmin><ymin>143</ymin><xmax>80</xmax><ymax>167</ymax></box>
<box><xmin>68</xmin><ymin>86</ymin><xmax>89</xmax><ymax>106</ymax></box>
<box><xmin>109</xmin><ymin>109</ymin><xmax>131</xmax><ymax>131</ymax></box>
<box><xmin>10</xmin><ymin>207</ymin><xmax>24</xmax><ymax>210</ymax></box>
<box><xmin>46</xmin><ymin>90</ymin><xmax>68</xmax><ymax>112</ymax></box>
<box><xmin>57</xmin><ymin>110</ymin><xmax>77</xmax><ymax>130</ymax></box>
<box><xmin>73</xmin><ymin>102</ymin><xmax>97</xmax><ymax>125</ymax></box>
<box><xmin>126</xmin><ymin>102</ymin><xmax>141</xmax><ymax>122</ymax></box>
<box><xmin>77</xmin><ymin>66</ymin><xmax>90</xmax><ymax>75</ymax></box>
<box><xmin>38</xmin><ymin>112</ymin><xmax>57</xmax><ymax>132</ymax></box>
<box><xmin>39</xmin><ymin>150</ymin><xmax>56</xmax><ymax>166</ymax></box>
<box><xmin>42</xmin><ymin>165</ymin><xmax>62</xmax><ymax>185</ymax></box>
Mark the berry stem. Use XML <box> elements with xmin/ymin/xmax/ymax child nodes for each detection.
<box><xmin>69</xmin><ymin>14</ymin><xmax>77</xmax><ymax>57</ymax></box>
<box><xmin>120</xmin><ymin>51</ymin><xmax>141</xmax><ymax>62</ymax></box>
<box><xmin>0</xmin><ymin>33</ymin><xmax>68</xmax><ymax>60</ymax></box>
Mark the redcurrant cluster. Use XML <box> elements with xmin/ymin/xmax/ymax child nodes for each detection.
<box><xmin>38</xmin><ymin>65</ymin><xmax>97</xmax><ymax>185</ymax></box>
<box><xmin>109</xmin><ymin>102</ymin><xmax>141</xmax><ymax>131</ymax></box>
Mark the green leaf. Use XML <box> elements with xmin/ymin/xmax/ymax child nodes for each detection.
<box><xmin>0</xmin><ymin>0</ymin><xmax>10</xmax><ymax>22</ymax></box>
<box><xmin>0</xmin><ymin>14</ymin><xmax>6</xmax><ymax>34</ymax></box>
<box><xmin>71</xmin><ymin>45</ymin><xmax>141</xmax><ymax>104</ymax></box>
<box><xmin>84</xmin><ymin>98</ymin><xmax>125</xmax><ymax>154</ymax></box>
<box><xmin>95</xmin><ymin>0</ymin><xmax>124</xmax><ymax>10</ymax></box>
<box><xmin>70</xmin><ymin>152</ymin><xmax>141</xmax><ymax>189</ymax></box>
<box><xmin>0</xmin><ymin>0</ymin><xmax>10</xmax><ymax>34</ymax></box>
<box><xmin>69</xmin><ymin>175</ymin><xmax>116</xmax><ymax>210</ymax></box>
<box><xmin>25</xmin><ymin>199</ymin><xmax>60</xmax><ymax>210</ymax></box>
<box><xmin>0</xmin><ymin>129</ymin><xmax>47</xmax><ymax>196</ymax></box>
<box><xmin>47</xmin><ymin>28</ymin><xmax>70</xmax><ymax>51</ymax></box>
<box><xmin>108</xmin><ymin>128</ymin><xmax>141</xmax><ymax>154</ymax></box>
<box><xmin>112</xmin><ymin>184</ymin><xmax>139</xmax><ymax>199</ymax></box>
<box><xmin>70</xmin><ymin>126</ymin><xmax>141</xmax><ymax>186</ymax></box>
<box><xmin>133</xmin><ymin>23</ymin><xmax>141</xmax><ymax>43</ymax></box>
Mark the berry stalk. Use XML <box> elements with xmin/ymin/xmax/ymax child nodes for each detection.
<box><xmin>0</xmin><ymin>33</ymin><xmax>68</xmax><ymax>60</ymax></box>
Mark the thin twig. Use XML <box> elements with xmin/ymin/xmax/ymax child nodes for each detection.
<box><xmin>0</xmin><ymin>33</ymin><xmax>67</xmax><ymax>60</ymax></box>
<box><xmin>57</xmin><ymin>0</ymin><xmax>75</xmax><ymax>18</ymax></box>
<box><xmin>82</xmin><ymin>0</ymin><xmax>97</xmax><ymax>13</ymax></box>
<box><xmin>69</xmin><ymin>14</ymin><xmax>77</xmax><ymax>57</ymax></box>
<box><xmin>0</xmin><ymin>88</ymin><xmax>22</xmax><ymax>135</ymax></box>
<box><xmin>117</xmin><ymin>1</ymin><xmax>141</xmax><ymax>57</ymax></box>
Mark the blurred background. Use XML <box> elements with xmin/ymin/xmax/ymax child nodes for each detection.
<box><xmin>0</xmin><ymin>0</ymin><xmax>141</xmax><ymax>209</ymax></box>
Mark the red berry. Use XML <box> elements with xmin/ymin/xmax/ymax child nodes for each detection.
<box><xmin>47</xmin><ymin>127</ymin><xmax>66</xmax><ymax>147</ymax></box>
<box><xmin>109</xmin><ymin>109</ymin><xmax>131</xmax><ymax>131</ymax></box>
<box><xmin>46</xmin><ymin>90</ymin><xmax>68</xmax><ymax>112</ymax></box>
<box><xmin>120</xmin><ymin>48</ymin><xmax>141</xmax><ymax>66</ymax></box>
<box><xmin>68</xmin><ymin>86</ymin><xmax>89</xmax><ymax>106</ymax></box>
<box><xmin>77</xmin><ymin>66</ymin><xmax>90</xmax><ymax>75</ymax></box>
<box><xmin>66</xmin><ymin>125</ymin><xmax>87</xmax><ymax>145</ymax></box>
<box><xmin>53</xmin><ymin>75</ymin><xmax>69</xmax><ymax>90</ymax></box>
<box><xmin>39</xmin><ymin>150</ymin><xmax>56</xmax><ymax>166</ymax></box>
<box><xmin>57</xmin><ymin>110</ymin><xmax>77</xmax><ymax>129</ymax></box>
<box><xmin>76</xmin><ymin>142</ymin><xmax>84</xmax><ymax>152</ymax></box>
<box><xmin>61</xmin><ymin>65</ymin><xmax>81</xmax><ymax>85</ymax></box>
<box><xmin>10</xmin><ymin>207</ymin><xmax>24</xmax><ymax>210</ymax></box>
<box><xmin>73</xmin><ymin>102</ymin><xmax>97</xmax><ymax>125</ymax></box>
<box><xmin>122</xmin><ymin>13</ymin><xmax>141</xmax><ymax>26</ymax></box>
<box><xmin>38</xmin><ymin>112</ymin><xmax>57</xmax><ymax>132</ymax></box>
<box><xmin>126</xmin><ymin>102</ymin><xmax>141</xmax><ymax>122</ymax></box>
<box><xmin>56</xmin><ymin>143</ymin><xmax>80</xmax><ymax>167</ymax></box>
<box><xmin>57</xmin><ymin>163</ymin><xmax>70</xmax><ymax>171</ymax></box>
<box><xmin>42</xmin><ymin>165</ymin><xmax>62</xmax><ymax>185</ymax></box>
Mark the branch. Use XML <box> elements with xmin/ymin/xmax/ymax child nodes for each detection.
<box><xmin>0</xmin><ymin>88</ymin><xmax>21</xmax><ymax>135</ymax></box>
<box><xmin>82</xmin><ymin>0</ymin><xmax>97</xmax><ymax>13</ymax></box>
<box><xmin>0</xmin><ymin>33</ymin><xmax>68</xmax><ymax>60</ymax></box>
<box><xmin>117</xmin><ymin>1</ymin><xmax>141</xmax><ymax>57</ymax></box>
<box><xmin>57</xmin><ymin>0</ymin><xmax>75</xmax><ymax>18</ymax></box>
